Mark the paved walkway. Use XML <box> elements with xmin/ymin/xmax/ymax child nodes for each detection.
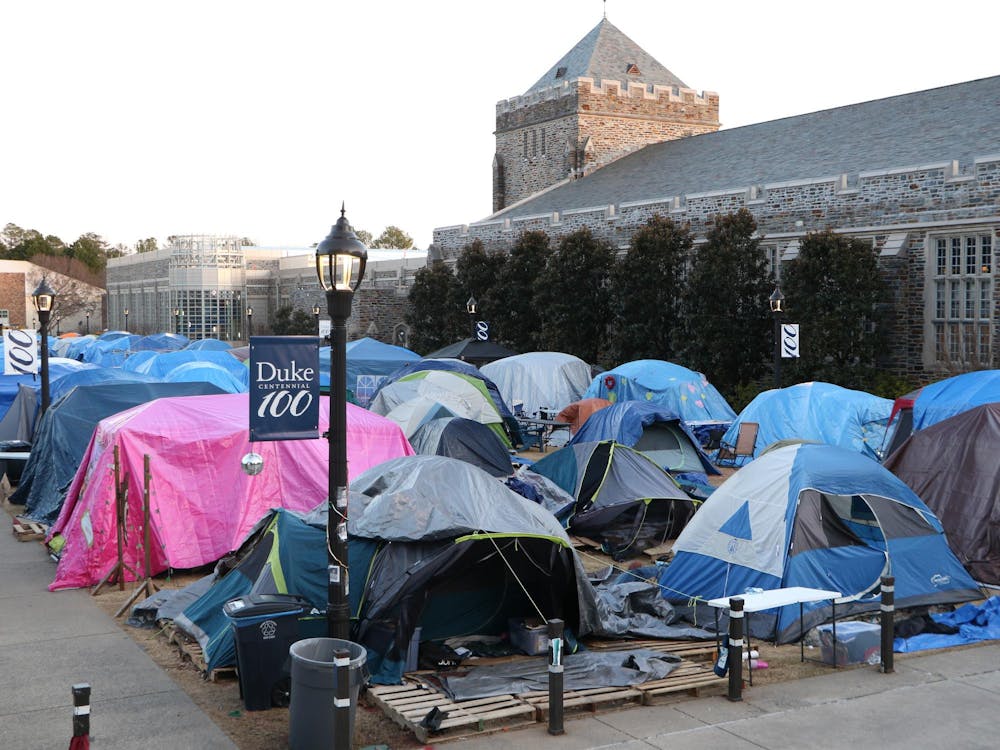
<box><xmin>449</xmin><ymin>642</ymin><xmax>1000</xmax><ymax>750</ymax></box>
<box><xmin>0</xmin><ymin>512</ymin><xmax>236</xmax><ymax>749</ymax></box>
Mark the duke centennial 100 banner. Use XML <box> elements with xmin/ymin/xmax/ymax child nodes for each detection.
<box><xmin>249</xmin><ymin>336</ymin><xmax>320</xmax><ymax>442</ymax></box>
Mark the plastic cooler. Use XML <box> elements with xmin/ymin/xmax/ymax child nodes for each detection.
<box><xmin>223</xmin><ymin>593</ymin><xmax>308</xmax><ymax>710</ymax></box>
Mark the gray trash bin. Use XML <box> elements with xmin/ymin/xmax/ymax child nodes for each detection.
<box><xmin>289</xmin><ymin>637</ymin><xmax>367</xmax><ymax>750</ymax></box>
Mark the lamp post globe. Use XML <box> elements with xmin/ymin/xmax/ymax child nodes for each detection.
<box><xmin>466</xmin><ymin>295</ymin><xmax>478</xmax><ymax>338</ymax></box>
<box><xmin>32</xmin><ymin>277</ymin><xmax>57</xmax><ymax>416</ymax></box>
<box><xmin>246</xmin><ymin>306</ymin><xmax>253</xmax><ymax>339</ymax></box>
<box><xmin>769</xmin><ymin>285</ymin><xmax>785</xmax><ymax>389</ymax></box>
<box><xmin>312</xmin><ymin>304</ymin><xmax>321</xmax><ymax>335</ymax></box>
<box><xmin>315</xmin><ymin>203</ymin><xmax>368</xmax><ymax>640</ymax></box>
<box><xmin>123</xmin><ymin>307</ymin><xmax>130</xmax><ymax>331</ymax></box>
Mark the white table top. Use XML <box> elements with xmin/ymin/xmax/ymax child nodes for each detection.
<box><xmin>707</xmin><ymin>586</ymin><xmax>842</xmax><ymax>612</ymax></box>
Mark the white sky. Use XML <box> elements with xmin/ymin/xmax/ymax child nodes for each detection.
<box><xmin>2</xmin><ymin>1</ymin><xmax>997</xmax><ymax>251</ymax></box>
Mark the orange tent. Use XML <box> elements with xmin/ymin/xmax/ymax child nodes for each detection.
<box><xmin>555</xmin><ymin>397</ymin><xmax>612</xmax><ymax>434</ymax></box>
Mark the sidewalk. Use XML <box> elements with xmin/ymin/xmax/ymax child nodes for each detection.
<box><xmin>0</xmin><ymin>512</ymin><xmax>237</xmax><ymax>749</ymax></box>
<box><xmin>448</xmin><ymin>641</ymin><xmax>1000</xmax><ymax>750</ymax></box>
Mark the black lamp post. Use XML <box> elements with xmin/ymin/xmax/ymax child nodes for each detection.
<box><xmin>123</xmin><ymin>307</ymin><xmax>130</xmax><ymax>331</ymax></box>
<box><xmin>173</xmin><ymin>307</ymin><xmax>181</xmax><ymax>335</ymax></box>
<box><xmin>32</xmin><ymin>278</ymin><xmax>57</xmax><ymax>417</ymax></box>
<box><xmin>85</xmin><ymin>310</ymin><xmax>91</xmax><ymax>335</ymax></box>
<box><xmin>316</xmin><ymin>204</ymin><xmax>368</xmax><ymax>640</ymax></box>
<box><xmin>312</xmin><ymin>304</ymin><xmax>321</xmax><ymax>335</ymax></box>
<box><xmin>769</xmin><ymin>285</ymin><xmax>785</xmax><ymax>389</ymax></box>
<box><xmin>246</xmin><ymin>306</ymin><xmax>253</xmax><ymax>339</ymax></box>
<box><xmin>466</xmin><ymin>295</ymin><xmax>478</xmax><ymax>339</ymax></box>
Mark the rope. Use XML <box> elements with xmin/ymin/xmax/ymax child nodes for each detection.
<box><xmin>487</xmin><ymin>535</ymin><xmax>548</xmax><ymax>623</ymax></box>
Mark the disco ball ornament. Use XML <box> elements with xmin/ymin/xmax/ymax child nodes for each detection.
<box><xmin>241</xmin><ymin>452</ymin><xmax>264</xmax><ymax>476</ymax></box>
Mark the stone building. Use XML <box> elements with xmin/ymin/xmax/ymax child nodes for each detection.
<box><xmin>435</xmin><ymin>18</ymin><xmax>1000</xmax><ymax>380</ymax></box>
<box><xmin>0</xmin><ymin>258</ymin><xmax>104</xmax><ymax>335</ymax></box>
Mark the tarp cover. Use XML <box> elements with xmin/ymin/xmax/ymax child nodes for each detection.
<box><xmin>884</xmin><ymin>403</ymin><xmax>1000</xmax><ymax>583</ymax></box>
<box><xmin>583</xmin><ymin>360</ymin><xmax>736</xmax><ymax>423</ymax></box>
<box><xmin>318</xmin><ymin>337</ymin><xmax>421</xmax><ymax>403</ymax></box>
<box><xmin>894</xmin><ymin>596</ymin><xmax>1000</xmax><ymax>653</ymax></box>
<box><xmin>658</xmin><ymin>443</ymin><xmax>981</xmax><ymax>643</ymax></box>
<box><xmin>481</xmin><ymin>351</ymin><xmax>592</xmax><ymax>419</ymax></box>
<box><xmin>409</xmin><ymin>417</ymin><xmax>513</xmax><ymax>477</ymax></box>
<box><xmin>571</xmin><ymin>401</ymin><xmax>718</xmax><ymax>475</ymax></box>
<box><xmin>14</xmin><ymin>381</ymin><xmax>228</xmax><ymax>525</ymax></box>
<box><xmin>556</xmin><ymin>397</ymin><xmax>612</xmax><ymax>434</ymax></box>
<box><xmin>161</xmin><ymin>361</ymin><xmax>249</xmax><ymax>392</ymax></box>
<box><xmin>49</xmin><ymin>393</ymin><xmax>414</xmax><ymax>590</ymax></box>
<box><xmin>0</xmin><ymin>358</ymin><xmax>97</xmax><ymax>421</ymax></box>
<box><xmin>127</xmin><ymin>349</ymin><xmax>250</xmax><ymax>381</ymax></box>
<box><xmin>719</xmin><ymin>381</ymin><xmax>891</xmax><ymax>463</ymax></box>
<box><xmin>912</xmin><ymin>369</ymin><xmax>1000</xmax><ymax>431</ymax></box>
<box><xmin>423</xmin><ymin>337</ymin><xmax>517</xmax><ymax>365</ymax></box>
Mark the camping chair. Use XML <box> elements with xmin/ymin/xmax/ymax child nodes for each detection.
<box><xmin>716</xmin><ymin>422</ymin><xmax>759</xmax><ymax>466</ymax></box>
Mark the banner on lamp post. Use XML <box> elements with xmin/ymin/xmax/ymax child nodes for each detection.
<box><xmin>249</xmin><ymin>336</ymin><xmax>320</xmax><ymax>441</ymax></box>
<box><xmin>780</xmin><ymin>323</ymin><xmax>800</xmax><ymax>358</ymax></box>
<box><xmin>4</xmin><ymin>329</ymin><xmax>39</xmax><ymax>375</ymax></box>
<box><xmin>475</xmin><ymin>320</ymin><xmax>490</xmax><ymax>341</ymax></box>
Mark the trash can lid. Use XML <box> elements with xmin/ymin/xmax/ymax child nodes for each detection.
<box><xmin>223</xmin><ymin>593</ymin><xmax>308</xmax><ymax>619</ymax></box>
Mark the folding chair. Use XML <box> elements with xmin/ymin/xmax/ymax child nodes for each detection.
<box><xmin>716</xmin><ymin>421</ymin><xmax>759</xmax><ymax>466</ymax></box>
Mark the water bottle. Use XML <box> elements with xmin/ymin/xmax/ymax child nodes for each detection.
<box><xmin>713</xmin><ymin>642</ymin><xmax>729</xmax><ymax>677</ymax></box>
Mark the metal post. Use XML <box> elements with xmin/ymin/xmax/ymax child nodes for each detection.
<box><xmin>773</xmin><ymin>314</ymin><xmax>782</xmax><ymax>389</ymax></box>
<box><xmin>39</xmin><ymin>311</ymin><xmax>51</xmax><ymax>416</ymax></box>
<box><xmin>71</xmin><ymin>683</ymin><xmax>91</xmax><ymax>745</ymax></box>
<box><xmin>547</xmin><ymin>618</ymin><xmax>565</xmax><ymax>735</ymax></box>
<box><xmin>327</xmin><ymin>288</ymin><xmax>353</xmax><ymax>640</ymax></box>
<box><xmin>333</xmin><ymin>648</ymin><xmax>352</xmax><ymax>748</ymax></box>
<box><xmin>880</xmin><ymin>575</ymin><xmax>895</xmax><ymax>674</ymax></box>
<box><xmin>727</xmin><ymin>597</ymin><xmax>744</xmax><ymax>701</ymax></box>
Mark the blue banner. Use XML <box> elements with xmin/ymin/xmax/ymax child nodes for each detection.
<box><xmin>249</xmin><ymin>336</ymin><xmax>320</xmax><ymax>442</ymax></box>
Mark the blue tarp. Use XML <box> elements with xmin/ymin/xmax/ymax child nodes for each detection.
<box><xmin>48</xmin><ymin>368</ymin><xmax>161</xmax><ymax>404</ymax></box>
<box><xmin>184</xmin><ymin>338</ymin><xmax>232</xmax><ymax>351</ymax></box>
<box><xmin>895</xmin><ymin>597</ymin><xmax>1000</xmax><ymax>653</ymax></box>
<box><xmin>132</xmin><ymin>332</ymin><xmax>189</xmax><ymax>352</ymax></box>
<box><xmin>83</xmin><ymin>334</ymin><xmax>144</xmax><ymax>367</ymax></box>
<box><xmin>318</xmin><ymin>337</ymin><xmax>420</xmax><ymax>404</ymax></box>
<box><xmin>0</xmin><ymin>359</ymin><xmax>97</xmax><ymax>422</ymax></box>
<box><xmin>583</xmin><ymin>360</ymin><xmax>736</xmax><ymax>423</ymax></box>
<box><xmin>719</xmin><ymin>381</ymin><xmax>891</xmax><ymax>463</ymax></box>
<box><xmin>129</xmin><ymin>350</ymin><xmax>250</xmax><ymax>381</ymax></box>
<box><xmin>912</xmin><ymin>370</ymin><xmax>1000</xmax><ymax>431</ymax></box>
<box><xmin>162</xmin><ymin>361</ymin><xmax>248</xmax><ymax>392</ymax></box>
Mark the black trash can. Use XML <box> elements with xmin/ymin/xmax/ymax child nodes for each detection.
<box><xmin>223</xmin><ymin>593</ymin><xmax>308</xmax><ymax>711</ymax></box>
<box><xmin>0</xmin><ymin>440</ymin><xmax>31</xmax><ymax>486</ymax></box>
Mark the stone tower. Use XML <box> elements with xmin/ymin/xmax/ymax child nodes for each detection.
<box><xmin>493</xmin><ymin>19</ymin><xmax>720</xmax><ymax>212</ymax></box>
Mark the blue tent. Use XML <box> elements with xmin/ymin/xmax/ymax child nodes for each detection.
<box><xmin>719</xmin><ymin>382</ymin><xmax>891</xmax><ymax>463</ymax></box>
<box><xmin>162</xmin><ymin>361</ymin><xmax>248</xmax><ymax>393</ymax></box>
<box><xmin>49</xmin><ymin>368</ymin><xmax>161</xmax><ymax>405</ymax></box>
<box><xmin>658</xmin><ymin>443</ymin><xmax>981</xmax><ymax>643</ymax></box>
<box><xmin>184</xmin><ymin>338</ymin><xmax>232</xmax><ymax>351</ymax></box>
<box><xmin>15</xmin><ymin>381</ymin><xmax>227</xmax><ymax>525</ymax></box>
<box><xmin>583</xmin><ymin>360</ymin><xmax>736</xmax><ymax>424</ymax></box>
<box><xmin>0</xmin><ymin>358</ymin><xmax>97</xmax><ymax>422</ymax></box>
<box><xmin>571</xmin><ymin>401</ymin><xmax>718</xmax><ymax>476</ymax></box>
<box><xmin>132</xmin><ymin>332</ymin><xmax>189</xmax><ymax>352</ymax></box>
<box><xmin>912</xmin><ymin>369</ymin><xmax>1000</xmax><ymax>431</ymax></box>
<box><xmin>318</xmin><ymin>337</ymin><xmax>420</xmax><ymax>405</ymax></box>
<box><xmin>130</xmin><ymin>350</ymin><xmax>250</xmax><ymax>381</ymax></box>
<box><xmin>83</xmin><ymin>334</ymin><xmax>144</xmax><ymax>366</ymax></box>
<box><xmin>64</xmin><ymin>334</ymin><xmax>98</xmax><ymax>360</ymax></box>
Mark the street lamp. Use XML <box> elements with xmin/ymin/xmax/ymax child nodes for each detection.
<box><xmin>315</xmin><ymin>204</ymin><xmax>368</xmax><ymax>640</ymax></box>
<box><xmin>32</xmin><ymin>278</ymin><xmax>57</xmax><ymax>416</ymax></box>
<box><xmin>246</xmin><ymin>306</ymin><xmax>253</xmax><ymax>339</ymax></box>
<box><xmin>123</xmin><ymin>307</ymin><xmax>130</xmax><ymax>331</ymax></box>
<box><xmin>466</xmin><ymin>295</ymin><xmax>478</xmax><ymax>339</ymax></box>
<box><xmin>769</xmin><ymin>285</ymin><xmax>785</xmax><ymax>389</ymax></box>
<box><xmin>173</xmin><ymin>307</ymin><xmax>181</xmax><ymax>335</ymax></box>
<box><xmin>85</xmin><ymin>309</ymin><xmax>91</xmax><ymax>335</ymax></box>
<box><xmin>312</xmin><ymin>304</ymin><xmax>321</xmax><ymax>335</ymax></box>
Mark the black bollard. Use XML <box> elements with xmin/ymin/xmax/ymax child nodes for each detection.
<box><xmin>547</xmin><ymin>618</ymin><xmax>565</xmax><ymax>736</ymax></box>
<box><xmin>333</xmin><ymin>649</ymin><xmax>351</xmax><ymax>749</ymax></box>
<box><xmin>727</xmin><ymin>597</ymin><xmax>744</xmax><ymax>702</ymax></box>
<box><xmin>880</xmin><ymin>575</ymin><xmax>895</xmax><ymax>674</ymax></box>
<box><xmin>70</xmin><ymin>683</ymin><xmax>91</xmax><ymax>750</ymax></box>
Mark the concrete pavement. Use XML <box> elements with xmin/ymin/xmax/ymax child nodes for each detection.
<box><xmin>0</xmin><ymin>511</ymin><xmax>237</xmax><ymax>750</ymax></box>
<box><xmin>447</xmin><ymin>642</ymin><xmax>1000</xmax><ymax>750</ymax></box>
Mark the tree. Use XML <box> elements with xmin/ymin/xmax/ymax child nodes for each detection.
<box><xmin>679</xmin><ymin>209</ymin><xmax>773</xmax><ymax>398</ymax></box>
<box><xmin>452</xmin><ymin>240</ymin><xmax>506</xmax><ymax>339</ymax></box>
<box><xmin>271</xmin><ymin>305</ymin><xmax>316</xmax><ymax>335</ymax></box>
<box><xmin>489</xmin><ymin>231</ymin><xmax>551</xmax><ymax>352</ymax></box>
<box><xmin>135</xmin><ymin>238</ymin><xmax>158</xmax><ymax>253</ymax></box>
<box><xmin>534</xmin><ymin>228</ymin><xmax>615</xmax><ymax>364</ymax></box>
<box><xmin>371</xmin><ymin>226</ymin><xmax>413</xmax><ymax>249</ymax></box>
<box><xmin>67</xmin><ymin>232</ymin><xmax>109</xmax><ymax>272</ymax></box>
<box><xmin>405</xmin><ymin>260</ymin><xmax>463</xmax><ymax>353</ymax></box>
<box><xmin>354</xmin><ymin>228</ymin><xmax>374</xmax><ymax>247</ymax></box>
<box><xmin>607</xmin><ymin>215</ymin><xmax>692</xmax><ymax>365</ymax></box>
<box><xmin>780</xmin><ymin>230</ymin><xmax>886</xmax><ymax>389</ymax></box>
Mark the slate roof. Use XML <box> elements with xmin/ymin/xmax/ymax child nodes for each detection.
<box><xmin>524</xmin><ymin>18</ymin><xmax>688</xmax><ymax>95</ymax></box>
<box><xmin>495</xmin><ymin>75</ymin><xmax>1000</xmax><ymax>221</ymax></box>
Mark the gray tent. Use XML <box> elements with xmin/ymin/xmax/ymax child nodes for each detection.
<box><xmin>884</xmin><ymin>403</ymin><xmax>1000</xmax><ymax>584</ymax></box>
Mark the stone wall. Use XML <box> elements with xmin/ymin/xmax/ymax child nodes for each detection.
<box><xmin>435</xmin><ymin>156</ymin><xmax>1000</xmax><ymax>378</ymax></box>
<box><xmin>494</xmin><ymin>78</ymin><xmax>719</xmax><ymax>209</ymax></box>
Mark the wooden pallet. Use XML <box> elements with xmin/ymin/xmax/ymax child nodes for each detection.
<box><xmin>367</xmin><ymin>680</ymin><xmax>536</xmax><ymax>744</ymax></box>
<box><xmin>12</xmin><ymin>520</ymin><xmax>45</xmax><ymax>542</ymax></box>
<box><xmin>162</xmin><ymin>623</ymin><xmax>237</xmax><ymax>682</ymax></box>
<box><xmin>636</xmin><ymin>660</ymin><xmax>727</xmax><ymax>702</ymax></box>
<box><xmin>583</xmin><ymin>637</ymin><xmax>718</xmax><ymax>661</ymax></box>
<box><xmin>520</xmin><ymin>684</ymin><xmax>645</xmax><ymax>719</ymax></box>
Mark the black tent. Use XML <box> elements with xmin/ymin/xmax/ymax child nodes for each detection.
<box><xmin>409</xmin><ymin>417</ymin><xmax>513</xmax><ymax>477</ymax></box>
<box><xmin>424</xmin><ymin>338</ymin><xmax>517</xmax><ymax>366</ymax></box>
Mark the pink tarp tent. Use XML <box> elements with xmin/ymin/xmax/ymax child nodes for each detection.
<box><xmin>49</xmin><ymin>393</ymin><xmax>414</xmax><ymax>590</ymax></box>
